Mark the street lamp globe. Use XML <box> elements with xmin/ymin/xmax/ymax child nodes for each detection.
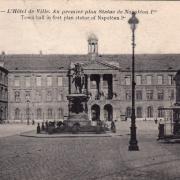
<box><xmin>128</xmin><ymin>12</ymin><xmax>139</xmax><ymax>31</ymax></box>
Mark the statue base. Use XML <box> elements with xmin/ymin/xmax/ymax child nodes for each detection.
<box><xmin>65</xmin><ymin>93</ymin><xmax>91</xmax><ymax>127</ymax></box>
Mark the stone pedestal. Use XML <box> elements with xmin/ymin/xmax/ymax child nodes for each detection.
<box><xmin>64</xmin><ymin>94</ymin><xmax>91</xmax><ymax>127</ymax></box>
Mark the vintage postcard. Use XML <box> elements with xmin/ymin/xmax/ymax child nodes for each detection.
<box><xmin>0</xmin><ymin>0</ymin><xmax>180</xmax><ymax>180</ymax></box>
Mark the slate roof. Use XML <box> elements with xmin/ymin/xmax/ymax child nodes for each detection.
<box><xmin>3</xmin><ymin>54</ymin><xmax>180</xmax><ymax>71</ymax></box>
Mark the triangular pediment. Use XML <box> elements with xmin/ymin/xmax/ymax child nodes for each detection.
<box><xmin>81</xmin><ymin>60</ymin><xmax>120</xmax><ymax>70</ymax></box>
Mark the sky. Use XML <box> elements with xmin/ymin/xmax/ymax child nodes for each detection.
<box><xmin>0</xmin><ymin>0</ymin><xmax>180</xmax><ymax>54</ymax></box>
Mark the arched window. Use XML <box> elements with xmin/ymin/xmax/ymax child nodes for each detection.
<box><xmin>137</xmin><ymin>107</ymin><xmax>142</xmax><ymax>118</ymax></box>
<box><xmin>58</xmin><ymin>108</ymin><xmax>63</xmax><ymax>119</ymax></box>
<box><xmin>158</xmin><ymin>107</ymin><xmax>164</xmax><ymax>118</ymax></box>
<box><xmin>26</xmin><ymin>107</ymin><xmax>30</xmax><ymax>120</ymax></box>
<box><xmin>126</xmin><ymin>107</ymin><xmax>132</xmax><ymax>118</ymax></box>
<box><xmin>15</xmin><ymin>108</ymin><xmax>20</xmax><ymax>120</ymax></box>
<box><xmin>37</xmin><ymin>108</ymin><xmax>42</xmax><ymax>119</ymax></box>
<box><xmin>48</xmin><ymin>108</ymin><xmax>53</xmax><ymax>119</ymax></box>
<box><xmin>147</xmin><ymin>106</ymin><xmax>153</xmax><ymax>118</ymax></box>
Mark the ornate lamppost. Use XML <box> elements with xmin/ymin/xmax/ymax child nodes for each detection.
<box><xmin>128</xmin><ymin>12</ymin><xmax>139</xmax><ymax>151</ymax></box>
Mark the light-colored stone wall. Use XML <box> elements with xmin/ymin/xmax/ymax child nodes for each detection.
<box><xmin>0</xmin><ymin>68</ymin><xmax>8</xmax><ymax>121</ymax></box>
<box><xmin>7</xmin><ymin>68</ymin><xmax>177</xmax><ymax>122</ymax></box>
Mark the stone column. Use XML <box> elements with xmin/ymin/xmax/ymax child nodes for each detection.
<box><xmin>112</xmin><ymin>74</ymin><xmax>116</xmax><ymax>99</ymax></box>
<box><xmin>87</xmin><ymin>74</ymin><xmax>91</xmax><ymax>93</ymax></box>
<box><xmin>100</xmin><ymin>105</ymin><xmax>104</xmax><ymax>121</ymax></box>
<box><xmin>99</xmin><ymin>74</ymin><xmax>103</xmax><ymax>92</ymax></box>
<box><xmin>68</xmin><ymin>70</ymin><xmax>71</xmax><ymax>94</ymax></box>
<box><xmin>88</xmin><ymin>105</ymin><xmax>91</xmax><ymax>120</ymax></box>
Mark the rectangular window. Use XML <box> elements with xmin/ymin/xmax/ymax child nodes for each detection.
<box><xmin>57</xmin><ymin>77</ymin><xmax>63</xmax><ymax>86</ymax></box>
<box><xmin>136</xmin><ymin>90</ymin><xmax>142</xmax><ymax>100</ymax></box>
<box><xmin>58</xmin><ymin>93</ymin><xmax>63</xmax><ymax>101</ymax></box>
<box><xmin>125</xmin><ymin>76</ymin><xmax>131</xmax><ymax>85</ymax></box>
<box><xmin>58</xmin><ymin>108</ymin><xmax>63</xmax><ymax>119</ymax></box>
<box><xmin>37</xmin><ymin>108</ymin><xmax>42</xmax><ymax>119</ymax></box>
<box><xmin>14</xmin><ymin>76</ymin><xmax>20</xmax><ymax>87</ymax></box>
<box><xmin>48</xmin><ymin>109</ymin><xmax>53</xmax><ymax>119</ymax></box>
<box><xmin>25</xmin><ymin>91</ymin><xmax>31</xmax><ymax>101</ymax></box>
<box><xmin>47</xmin><ymin>91</ymin><xmax>52</xmax><ymax>102</ymax></box>
<box><xmin>15</xmin><ymin>91</ymin><xmax>20</xmax><ymax>102</ymax></box>
<box><xmin>146</xmin><ymin>90</ymin><xmax>153</xmax><ymax>100</ymax></box>
<box><xmin>136</xmin><ymin>75</ymin><xmax>142</xmax><ymax>85</ymax></box>
<box><xmin>4</xmin><ymin>74</ymin><xmax>7</xmax><ymax>85</ymax></box>
<box><xmin>0</xmin><ymin>72</ymin><xmax>2</xmax><ymax>82</ymax></box>
<box><xmin>158</xmin><ymin>107</ymin><xmax>164</xmax><ymax>118</ymax></box>
<box><xmin>36</xmin><ymin>91</ymin><xmax>42</xmax><ymax>102</ymax></box>
<box><xmin>157</xmin><ymin>89</ymin><xmax>164</xmax><ymax>100</ymax></box>
<box><xmin>146</xmin><ymin>75</ymin><xmax>152</xmax><ymax>85</ymax></box>
<box><xmin>126</xmin><ymin>107</ymin><xmax>132</xmax><ymax>118</ymax></box>
<box><xmin>25</xmin><ymin>76</ymin><xmax>31</xmax><ymax>87</ymax></box>
<box><xmin>1</xmin><ymin>73</ymin><xmax>4</xmax><ymax>84</ymax></box>
<box><xmin>147</xmin><ymin>106</ymin><xmax>153</xmax><ymax>117</ymax></box>
<box><xmin>126</xmin><ymin>90</ymin><xmax>131</xmax><ymax>100</ymax></box>
<box><xmin>170</xmin><ymin>89</ymin><xmax>174</xmax><ymax>100</ymax></box>
<box><xmin>157</xmin><ymin>75</ymin><xmax>163</xmax><ymax>85</ymax></box>
<box><xmin>168</xmin><ymin>75</ymin><xmax>174</xmax><ymax>85</ymax></box>
<box><xmin>36</xmin><ymin>76</ymin><xmax>41</xmax><ymax>87</ymax></box>
<box><xmin>47</xmin><ymin>76</ymin><xmax>52</xmax><ymax>86</ymax></box>
<box><xmin>137</xmin><ymin>107</ymin><xmax>142</xmax><ymax>118</ymax></box>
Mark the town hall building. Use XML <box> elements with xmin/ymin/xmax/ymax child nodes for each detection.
<box><xmin>1</xmin><ymin>34</ymin><xmax>180</xmax><ymax>123</ymax></box>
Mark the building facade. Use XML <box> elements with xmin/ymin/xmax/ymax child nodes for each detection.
<box><xmin>2</xmin><ymin>36</ymin><xmax>180</xmax><ymax>123</ymax></box>
<box><xmin>0</xmin><ymin>53</ymin><xmax>8</xmax><ymax>122</ymax></box>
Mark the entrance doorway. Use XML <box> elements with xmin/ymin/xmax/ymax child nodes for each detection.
<box><xmin>91</xmin><ymin>104</ymin><xmax>100</xmax><ymax>121</ymax></box>
<box><xmin>104</xmin><ymin>104</ymin><xmax>113</xmax><ymax>121</ymax></box>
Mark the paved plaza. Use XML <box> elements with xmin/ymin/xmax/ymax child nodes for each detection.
<box><xmin>0</xmin><ymin>121</ymin><xmax>180</xmax><ymax>180</ymax></box>
<box><xmin>0</xmin><ymin>123</ymin><xmax>35</xmax><ymax>138</ymax></box>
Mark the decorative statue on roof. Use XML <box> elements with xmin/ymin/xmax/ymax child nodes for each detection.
<box><xmin>72</xmin><ymin>63</ymin><xmax>85</xmax><ymax>93</ymax></box>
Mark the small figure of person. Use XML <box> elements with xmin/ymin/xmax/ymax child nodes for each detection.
<box><xmin>157</xmin><ymin>119</ymin><xmax>164</xmax><ymax>140</ymax></box>
<box><xmin>45</xmin><ymin>121</ymin><xmax>49</xmax><ymax>132</ymax></box>
<box><xmin>37</xmin><ymin>123</ymin><xmax>41</xmax><ymax>134</ymax></box>
<box><xmin>154</xmin><ymin>119</ymin><xmax>158</xmax><ymax>124</ymax></box>
<box><xmin>41</xmin><ymin>122</ymin><xmax>45</xmax><ymax>131</ymax></box>
<box><xmin>111</xmin><ymin>121</ymin><xmax>116</xmax><ymax>133</ymax></box>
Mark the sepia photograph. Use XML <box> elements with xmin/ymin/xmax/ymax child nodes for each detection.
<box><xmin>0</xmin><ymin>0</ymin><xmax>180</xmax><ymax>180</ymax></box>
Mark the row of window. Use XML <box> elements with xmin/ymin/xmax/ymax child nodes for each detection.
<box><xmin>13</xmin><ymin>74</ymin><xmax>175</xmax><ymax>87</ymax></box>
<box><xmin>0</xmin><ymin>72</ymin><xmax>8</xmax><ymax>85</ymax></box>
<box><xmin>14</xmin><ymin>76</ymin><xmax>63</xmax><ymax>87</ymax></box>
<box><xmin>0</xmin><ymin>87</ymin><xmax>8</xmax><ymax>100</ymax></box>
<box><xmin>14</xmin><ymin>108</ymin><xmax>64</xmax><ymax>120</ymax></box>
<box><xmin>126</xmin><ymin>89</ymin><xmax>174</xmax><ymax>101</ymax></box>
<box><xmin>125</xmin><ymin>75</ymin><xmax>174</xmax><ymax>85</ymax></box>
<box><xmin>14</xmin><ymin>89</ymin><xmax>174</xmax><ymax>102</ymax></box>
<box><xmin>14</xmin><ymin>90</ymin><xmax>64</xmax><ymax>102</ymax></box>
<box><xmin>126</xmin><ymin>106</ymin><xmax>165</xmax><ymax>118</ymax></box>
<box><xmin>0</xmin><ymin>106</ymin><xmax>7</xmax><ymax>120</ymax></box>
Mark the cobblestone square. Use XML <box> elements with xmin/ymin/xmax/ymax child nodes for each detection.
<box><xmin>0</xmin><ymin>122</ymin><xmax>180</xmax><ymax>180</ymax></box>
